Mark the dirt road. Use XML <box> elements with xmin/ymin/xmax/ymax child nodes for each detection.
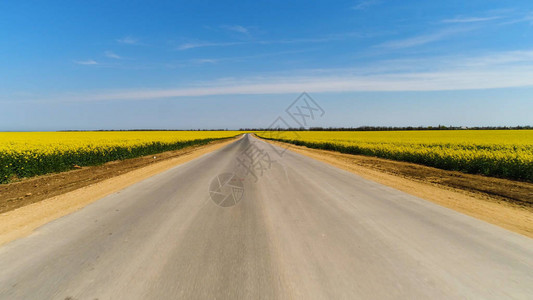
<box><xmin>0</xmin><ymin>134</ymin><xmax>531</xmax><ymax>299</ymax></box>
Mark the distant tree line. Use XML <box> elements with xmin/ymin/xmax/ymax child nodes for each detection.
<box><xmin>59</xmin><ymin>126</ymin><xmax>532</xmax><ymax>132</ymax></box>
<box><xmin>240</xmin><ymin>125</ymin><xmax>532</xmax><ymax>131</ymax></box>
<box><xmin>60</xmin><ymin>129</ymin><xmax>232</xmax><ymax>132</ymax></box>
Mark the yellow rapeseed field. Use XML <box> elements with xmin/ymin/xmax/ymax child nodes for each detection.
<box><xmin>257</xmin><ymin>130</ymin><xmax>533</xmax><ymax>181</ymax></box>
<box><xmin>0</xmin><ymin>131</ymin><xmax>243</xmax><ymax>183</ymax></box>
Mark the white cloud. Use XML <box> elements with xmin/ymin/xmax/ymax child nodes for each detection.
<box><xmin>56</xmin><ymin>49</ymin><xmax>533</xmax><ymax>102</ymax></box>
<box><xmin>117</xmin><ymin>36</ymin><xmax>139</xmax><ymax>44</ymax></box>
<box><xmin>442</xmin><ymin>16</ymin><xmax>501</xmax><ymax>23</ymax></box>
<box><xmin>74</xmin><ymin>59</ymin><xmax>98</xmax><ymax>65</ymax></box>
<box><xmin>177</xmin><ymin>32</ymin><xmax>368</xmax><ymax>50</ymax></box>
<box><xmin>461</xmin><ymin>50</ymin><xmax>533</xmax><ymax>66</ymax></box>
<box><xmin>75</xmin><ymin>69</ymin><xmax>533</xmax><ymax>101</ymax></box>
<box><xmin>177</xmin><ymin>41</ymin><xmax>245</xmax><ymax>50</ymax></box>
<box><xmin>104</xmin><ymin>51</ymin><xmax>121</xmax><ymax>59</ymax></box>
<box><xmin>352</xmin><ymin>0</ymin><xmax>380</xmax><ymax>10</ymax></box>
<box><xmin>378</xmin><ymin>28</ymin><xmax>471</xmax><ymax>49</ymax></box>
<box><xmin>221</xmin><ymin>25</ymin><xmax>250</xmax><ymax>34</ymax></box>
<box><xmin>500</xmin><ymin>13</ymin><xmax>533</xmax><ymax>25</ymax></box>
<box><xmin>193</xmin><ymin>59</ymin><xmax>218</xmax><ymax>64</ymax></box>
<box><xmin>443</xmin><ymin>11</ymin><xmax>533</xmax><ymax>26</ymax></box>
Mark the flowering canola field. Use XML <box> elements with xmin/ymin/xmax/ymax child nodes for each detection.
<box><xmin>257</xmin><ymin>130</ymin><xmax>533</xmax><ymax>182</ymax></box>
<box><xmin>0</xmin><ymin>131</ymin><xmax>242</xmax><ymax>183</ymax></box>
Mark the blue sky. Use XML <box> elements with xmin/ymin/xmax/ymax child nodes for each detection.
<box><xmin>1</xmin><ymin>0</ymin><xmax>532</xmax><ymax>130</ymax></box>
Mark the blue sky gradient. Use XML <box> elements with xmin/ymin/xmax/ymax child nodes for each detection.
<box><xmin>1</xmin><ymin>0</ymin><xmax>532</xmax><ymax>130</ymax></box>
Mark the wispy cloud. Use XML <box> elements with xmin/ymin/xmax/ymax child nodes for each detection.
<box><xmin>177</xmin><ymin>41</ymin><xmax>245</xmax><ymax>50</ymax></box>
<box><xmin>186</xmin><ymin>49</ymin><xmax>313</xmax><ymax>66</ymax></box>
<box><xmin>442</xmin><ymin>10</ymin><xmax>533</xmax><ymax>26</ymax></box>
<box><xmin>177</xmin><ymin>38</ymin><xmax>330</xmax><ymax>50</ymax></box>
<box><xmin>220</xmin><ymin>25</ymin><xmax>250</xmax><ymax>34</ymax></box>
<box><xmin>442</xmin><ymin>16</ymin><xmax>502</xmax><ymax>23</ymax></box>
<box><xmin>461</xmin><ymin>50</ymin><xmax>533</xmax><ymax>66</ymax></box>
<box><xmin>378</xmin><ymin>27</ymin><xmax>471</xmax><ymax>49</ymax></box>
<box><xmin>260</xmin><ymin>33</ymin><xmax>365</xmax><ymax>45</ymax></box>
<box><xmin>192</xmin><ymin>58</ymin><xmax>218</xmax><ymax>64</ymax></box>
<box><xmin>104</xmin><ymin>51</ymin><xmax>122</xmax><ymax>59</ymax></box>
<box><xmin>117</xmin><ymin>36</ymin><xmax>139</xmax><ymax>45</ymax></box>
<box><xmin>177</xmin><ymin>31</ymin><xmax>369</xmax><ymax>50</ymax></box>
<box><xmin>54</xmin><ymin>49</ymin><xmax>533</xmax><ymax>102</ymax></box>
<box><xmin>500</xmin><ymin>12</ymin><xmax>533</xmax><ymax>25</ymax></box>
<box><xmin>74</xmin><ymin>59</ymin><xmax>98</xmax><ymax>65</ymax></box>
<box><xmin>351</xmin><ymin>0</ymin><xmax>380</xmax><ymax>10</ymax></box>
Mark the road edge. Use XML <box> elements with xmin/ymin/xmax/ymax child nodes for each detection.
<box><xmin>259</xmin><ymin>137</ymin><xmax>532</xmax><ymax>238</ymax></box>
<box><xmin>0</xmin><ymin>137</ymin><xmax>239</xmax><ymax>246</ymax></box>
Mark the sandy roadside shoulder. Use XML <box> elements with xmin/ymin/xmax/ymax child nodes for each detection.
<box><xmin>261</xmin><ymin>138</ymin><xmax>533</xmax><ymax>238</ymax></box>
<box><xmin>0</xmin><ymin>137</ymin><xmax>238</xmax><ymax>246</ymax></box>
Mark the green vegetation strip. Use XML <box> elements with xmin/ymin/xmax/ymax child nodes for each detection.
<box><xmin>0</xmin><ymin>138</ymin><xmax>219</xmax><ymax>184</ymax></box>
<box><xmin>261</xmin><ymin>137</ymin><xmax>533</xmax><ymax>182</ymax></box>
